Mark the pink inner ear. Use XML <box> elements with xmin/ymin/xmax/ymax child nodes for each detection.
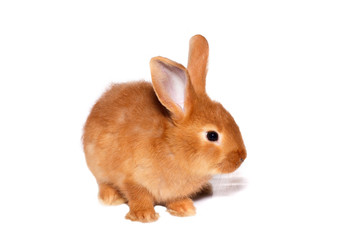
<box><xmin>159</xmin><ymin>63</ymin><xmax>187</xmax><ymax>110</ymax></box>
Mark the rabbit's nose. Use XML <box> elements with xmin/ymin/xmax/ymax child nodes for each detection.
<box><xmin>238</xmin><ymin>148</ymin><xmax>247</xmax><ymax>162</ymax></box>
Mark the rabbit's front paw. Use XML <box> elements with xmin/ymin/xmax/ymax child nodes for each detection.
<box><xmin>126</xmin><ymin>208</ymin><xmax>159</xmax><ymax>223</ymax></box>
<box><xmin>166</xmin><ymin>198</ymin><xmax>196</xmax><ymax>217</ymax></box>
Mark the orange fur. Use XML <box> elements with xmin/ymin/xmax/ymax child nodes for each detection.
<box><xmin>187</xmin><ymin>34</ymin><xmax>209</xmax><ymax>94</ymax></box>
<box><xmin>83</xmin><ymin>35</ymin><xmax>246</xmax><ymax>223</ymax></box>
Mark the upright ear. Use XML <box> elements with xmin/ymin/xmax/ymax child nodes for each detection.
<box><xmin>150</xmin><ymin>56</ymin><xmax>193</xmax><ymax>120</ymax></box>
<box><xmin>187</xmin><ymin>34</ymin><xmax>209</xmax><ymax>95</ymax></box>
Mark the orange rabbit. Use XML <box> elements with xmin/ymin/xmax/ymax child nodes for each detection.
<box><xmin>83</xmin><ymin>35</ymin><xmax>247</xmax><ymax>222</ymax></box>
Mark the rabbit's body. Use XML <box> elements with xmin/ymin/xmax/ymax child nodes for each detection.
<box><xmin>83</xmin><ymin>35</ymin><xmax>247</xmax><ymax>222</ymax></box>
<box><xmin>84</xmin><ymin>81</ymin><xmax>211</xmax><ymax>203</ymax></box>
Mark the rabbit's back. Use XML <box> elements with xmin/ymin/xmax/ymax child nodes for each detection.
<box><xmin>83</xmin><ymin>81</ymin><xmax>170</xmax><ymax>184</ymax></box>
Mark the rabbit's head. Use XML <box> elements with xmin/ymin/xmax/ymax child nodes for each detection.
<box><xmin>150</xmin><ymin>35</ymin><xmax>246</xmax><ymax>176</ymax></box>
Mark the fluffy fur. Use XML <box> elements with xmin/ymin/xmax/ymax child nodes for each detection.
<box><xmin>83</xmin><ymin>35</ymin><xmax>247</xmax><ymax>222</ymax></box>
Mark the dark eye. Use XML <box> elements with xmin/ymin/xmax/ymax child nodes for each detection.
<box><xmin>207</xmin><ymin>131</ymin><xmax>219</xmax><ymax>142</ymax></box>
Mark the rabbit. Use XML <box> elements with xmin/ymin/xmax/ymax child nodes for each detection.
<box><xmin>82</xmin><ymin>35</ymin><xmax>247</xmax><ymax>223</ymax></box>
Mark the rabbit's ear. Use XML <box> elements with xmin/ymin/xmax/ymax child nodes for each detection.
<box><xmin>150</xmin><ymin>57</ymin><xmax>193</xmax><ymax>119</ymax></box>
<box><xmin>187</xmin><ymin>35</ymin><xmax>209</xmax><ymax>95</ymax></box>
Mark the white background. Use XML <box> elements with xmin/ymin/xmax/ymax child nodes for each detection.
<box><xmin>1</xmin><ymin>0</ymin><xmax>359</xmax><ymax>239</ymax></box>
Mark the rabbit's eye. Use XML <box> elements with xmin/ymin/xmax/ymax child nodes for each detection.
<box><xmin>207</xmin><ymin>131</ymin><xmax>219</xmax><ymax>142</ymax></box>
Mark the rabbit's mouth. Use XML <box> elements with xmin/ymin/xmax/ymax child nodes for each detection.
<box><xmin>216</xmin><ymin>149</ymin><xmax>246</xmax><ymax>174</ymax></box>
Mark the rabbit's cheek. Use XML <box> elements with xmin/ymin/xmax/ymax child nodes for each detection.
<box><xmin>217</xmin><ymin>150</ymin><xmax>243</xmax><ymax>174</ymax></box>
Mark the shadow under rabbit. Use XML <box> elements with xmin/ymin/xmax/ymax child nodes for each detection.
<box><xmin>193</xmin><ymin>175</ymin><xmax>247</xmax><ymax>201</ymax></box>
